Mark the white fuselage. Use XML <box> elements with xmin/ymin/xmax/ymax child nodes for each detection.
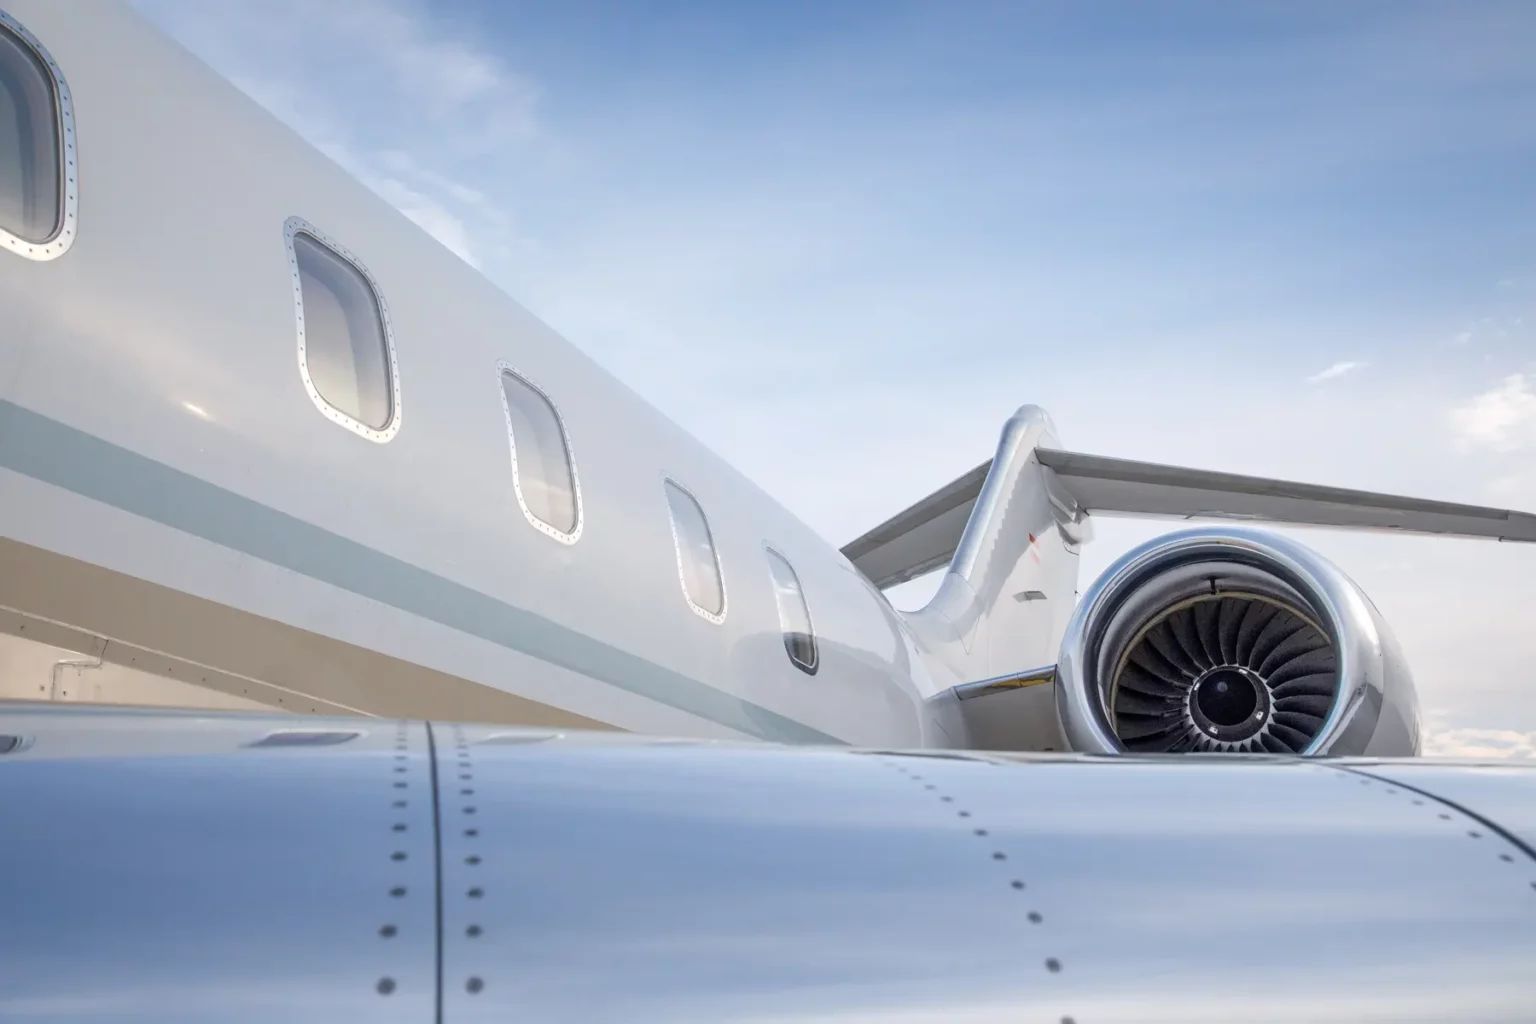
<box><xmin>1</xmin><ymin>0</ymin><xmax>1073</xmax><ymax>746</ymax></box>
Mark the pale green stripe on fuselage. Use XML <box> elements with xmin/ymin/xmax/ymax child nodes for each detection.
<box><xmin>0</xmin><ymin>400</ymin><xmax>842</xmax><ymax>745</ymax></box>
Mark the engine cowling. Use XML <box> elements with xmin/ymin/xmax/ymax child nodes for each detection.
<box><xmin>1055</xmin><ymin>527</ymin><xmax>1420</xmax><ymax>756</ymax></box>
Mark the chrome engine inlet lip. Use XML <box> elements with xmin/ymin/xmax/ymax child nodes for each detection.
<box><xmin>1056</xmin><ymin>527</ymin><xmax>1384</xmax><ymax>756</ymax></box>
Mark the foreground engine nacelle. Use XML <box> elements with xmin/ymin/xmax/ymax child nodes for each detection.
<box><xmin>1055</xmin><ymin>527</ymin><xmax>1420</xmax><ymax>756</ymax></box>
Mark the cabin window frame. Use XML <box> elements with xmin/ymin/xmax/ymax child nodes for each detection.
<box><xmin>283</xmin><ymin>216</ymin><xmax>402</xmax><ymax>443</ymax></box>
<box><xmin>496</xmin><ymin>362</ymin><xmax>584</xmax><ymax>545</ymax></box>
<box><xmin>764</xmin><ymin>544</ymin><xmax>819</xmax><ymax>675</ymax></box>
<box><xmin>0</xmin><ymin>8</ymin><xmax>77</xmax><ymax>261</ymax></box>
<box><xmin>661</xmin><ymin>476</ymin><xmax>727</xmax><ymax>625</ymax></box>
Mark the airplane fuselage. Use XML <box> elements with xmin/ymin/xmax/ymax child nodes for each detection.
<box><xmin>0</xmin><ymin>0</ymin><xmax>962</xmax><ymax>746</ymax></box>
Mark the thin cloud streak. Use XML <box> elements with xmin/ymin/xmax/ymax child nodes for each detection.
<box><xmin>1306</xmin><ymin>360</ymin><xmax>1366</xmax><ymax>383</ymax></box>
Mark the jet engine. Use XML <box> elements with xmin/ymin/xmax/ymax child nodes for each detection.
<box><xmin>1055</xmin><ymin>527</ymin><xmax>1420</xmax><ymax>756</ymax></box>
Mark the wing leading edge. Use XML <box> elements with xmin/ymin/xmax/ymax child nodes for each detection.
<box><xmin>844</xmin><ymin>446</ymin><xmax>1536</xmax><ymax>590</ymax></box>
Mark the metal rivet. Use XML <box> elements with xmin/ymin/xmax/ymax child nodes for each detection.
<box><xmin>390</xmin><ymin>887</ymin><xmax>406</xmax><ymax>898</ymax></box>
<box><xmin>392</xmin><ymin>824</ymin><xmax>407</xmax><ymax>832</ymax></box>
<box><xmin>1045</xmin><ymin>958</ymin><xmax>1061</xmax><ymax>973</ymax></box>
<box><xmin>1439</xmin><ymin>814</ymin><xmax>1451</xmax><ymax>820</ymax></box>
<box><xmin>1501</xmin><ymin>854</ymin><xmax>1514</xmax><ymax>863</ymax></box>
<box><xmin>465</xmin><ymin>829</ymin><xmax>479</xmax><ymax>837</ymax></box>
<box><xmin>468</xmin><ymin>888</ymin><xmax>484</xmax><ymax>899</ymax></box>
<box><xmin>993</xmin><ymin>852</ymin><xmax>1006</xmax><ymax>861</ymax></box>
<box><xmin>974</xmin><ymin>829</ymin><xmax>988</xmax><ymax>836</ymax></box>
<box><xmin>461</xmin><ymin>788</ymin><xmax>474</xmax><ymax>796</ymax></box>
<box><xmin>377</xmin><ymin>978</ymin><xmax>396</xmax><ymax>995</ymax></box>
<box><xmin>379</xmin><ymin>925</ymin><xmax>396</xmax><ymax>938</ymax></box>
<box><xmin>1469</xmin><ymin>831</ymin><xmax>1482</xmax><ymax>839</ymax></box>
<box><xmin>959</xmin><ymin>811</ymin><xmax>971</xmax><ymax>818</ymax></box>
<box><xmin>941</xmin><ymin>796</ymin><xmax>953</xmax><ymax>802</ymax></box>
<box><xmin>393</xmin><ymin>800</ymin><xmax>407</xmax><ymax>809</ymax></box>
<box><xmin>467</xmin><ymin>925</ymin><xmax>482</xmax><ymax>937</ymax></box>
<box><xmin>391</xmin><ymin>852</ymin><xmax>407</xmax><ymax>862</ymax></box>
<box><xmin>463</xmin><ymin>807</ymin><xmax>477</xmax><ymax>814</ymax></box>
<box><xmin>924</xmin><ymin>784</ymin><xmax>935</xmax><ymax>790</ymax></box>
<box><xmin>393</xmin><ymin>782</ymin><xmax>407</xmax><ymax>789</ymax></box>
<box><xmin>467</xmin><ymin>977</ymin><xmax>484</xmax><ymax>994</ymax></box>
<box><xmin>1028</xmin><ymin>911</ymin><xmax>1042</xmax><ymax>923</ymax></box>
<box><xmin>1011</xmin><ymin>880</ymin><xmax>1024</xmax><ymax>890</ymax></box>
<box><xmin>466</xmin><ymin>855</ymin><xmax>481</xmax><ymax>865</ymax></box>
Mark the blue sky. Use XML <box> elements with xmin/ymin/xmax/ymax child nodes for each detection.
<box><xmin>133</xmin><ymin>0</ymin><xmax>1536</xmax><ymax>754</ymax></box>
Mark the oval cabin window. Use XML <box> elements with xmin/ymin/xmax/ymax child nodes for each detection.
<box><xmin>765</xmin><ymin>547</ymin><xmax>818</xmax><ymax>674</ymax></box>
<box><xmin>499</xmin><ymin>367</ymin><xmax>581</xmax><ymax>541</ymax></box>
<box><xmin>663</xmin><ymin>480</ymin><xmax>725</xmax><ymax>623</ymax></box>
<box><xmin>285</xmin><ymin>217</ymin><xmax>401</xmax><ymax>442</ymax></box>
<box><xmin>0</xmin><ymin>11</ymin><xmax>75</xmax><ymax>259</ymax></box>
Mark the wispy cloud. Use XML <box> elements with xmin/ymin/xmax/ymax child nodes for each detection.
<box><xmin>368</xmin><ymin>175</ymin><xmax>482</xmax><ymax>268</ymax></box>
<box><xmin>1306</xmin><ymin>360</ymin><xmax>1365</xmax><ymax>383</ymax></box>
<box><xmin>1450</xmin><ymin>373</ymin><xmax>1536</xmax><ymax>451</ymax></box>
<box><xmin>132</xmin><ymin>0</ymin><xmax>539</xmax><ymax>269</ymax></box>
<box><xmin>134</xmin><ymin>0</ymin><xmax>540</xmax><ymax>134</ymax></box>
<box><xmin>1423</xmin><ymin>727</ymin><xmax>1536</xmax><ymax>759</ymax></box>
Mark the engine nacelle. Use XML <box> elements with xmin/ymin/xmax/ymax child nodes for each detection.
<box><xmin>1055</xmin><ymin>527</ymin><xmax>1420</xmax><ymax>756</ymax></box>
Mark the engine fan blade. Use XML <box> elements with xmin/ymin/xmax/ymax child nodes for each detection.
<box><xmin>1234</xmin><ymin>601</ymin><xmax>1282</xmax><ymax>666</ymax></box>
<box><xmin>1266</xmin><ymin>647</ymin><xmax>1336</xmax><ymax>689</ymax></box>
<box><xmin>1168</xmin><ymin>609</ymin><xmax>1214</xmax><ymax>672</ymax></box>
<box><xmin>1127</xmin><ymin>644</ymin><xmax>1188</xmax><ymax>689</ymax></box>
<box><xmin>1248</xmin><ymin>613</ymin><xmax>1307</xmax><ymax>671</ymax></box>
<box><xmin>1271</xmin><ymin>693</ymin><xmax>1334</xmax><ymax>718</ymax></box>
<box><xmin>1258</xmin><ymin>628</ymin><xmax>1330</xmax><ymax>679</ymax></box>
<box><xmin>1191</xmin><ymin>599</ymin><xmax>1224</xmax><ymax>668</ymax></box>
<box><xmin>1216</xmin><ymin>597</ymin><xmax>1245</xmax><ymax>665</ymax></box>
<box><xmin>1117</xmin><ymin>664</ymin><xmax>1186</xmax><ymax>700</ymax></box>
<box><xmin>1146</xmin><ymin>622</ymin><xmax>1203</xmax><ymax>679</ymax></box>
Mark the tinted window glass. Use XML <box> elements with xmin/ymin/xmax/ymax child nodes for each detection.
<box><xmin>293</xmin><ymin>231</ymin><xmax>394</xmax><ymax>431</ymax></box>
<box><xmin>766</xmin><ymin>548</ymin><xmax>817</xmax><ymax>674</ymax></box>
<box><xmin>500</xmin><ymin>369</ymin><xmax>578</xmax><ymax>537</ymax></box>
<box><xmin>664</xmin><ymin>480</ymin><xmax>724</xmax><ymax>619</ymax></box>
<box><xmin>0</xmin><ymin>23</ymin><xmax>60</xmax><ymax>242</ymax></box>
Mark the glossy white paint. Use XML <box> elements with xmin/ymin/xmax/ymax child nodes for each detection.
<box><xmin>0</xmin><ymin>0</ymin><xmax>940</xmax><ymax>746</ymax></box>
<box><xmin>907</xmin><ymin>407</ymin><xmax>1086</xmax><ymax>686</ymax></box>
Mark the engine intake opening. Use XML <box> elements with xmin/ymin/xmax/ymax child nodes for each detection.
<box><xmin>1110</xmin><ymin>592</ymin><xmax>1336</xmax><ymax>754</ymax></box>
<box><xmin>1055</xmin><ymin>528</ymin><xmax>1419</xmax><ymax>758</ymax></box>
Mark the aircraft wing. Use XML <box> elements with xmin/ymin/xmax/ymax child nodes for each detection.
<box><xmin>844</xmin><ymin>447</ymin><xmax>1536</xmax><ymax>589</ymax></box>
<box><xmin>2</xmin><ymin>703</ymin><xmax>1534</xmax><ymax>1020</ymax></box>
